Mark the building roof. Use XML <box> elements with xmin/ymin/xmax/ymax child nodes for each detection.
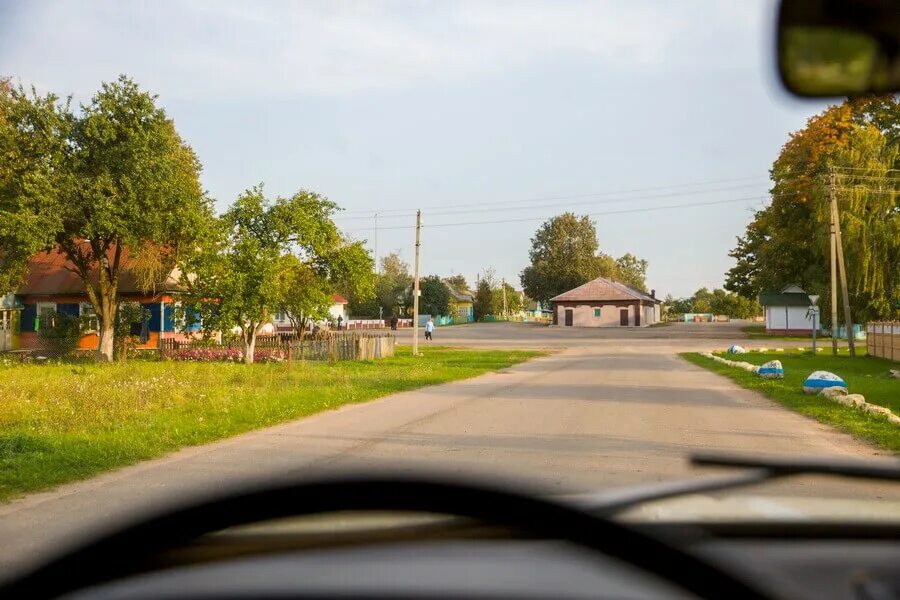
<box><xmin>16</xmin><ymin>246</ymin><xmax>181</xmax><ymax>296</ymax></box>
<box><xmin>550</xmin><ymin>276</ymin><xmax>659</xmax><ymax>303</ymax></box>
<box><xmin>758</xmin><ymin>292</ymin><xmax>811</xmax><ymax>307</ymax></box>
<box><xmin>331</xmin><ymin>294</ymin><xmax>348</xmax><ymax>304</ymax></box>
<box><xmin>446</xmin><ymin>286</ymin><xmax>474</xmax><ymax>303</ymax></box>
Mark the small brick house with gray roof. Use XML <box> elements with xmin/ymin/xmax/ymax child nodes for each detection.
<box><xmin>549</xmin><ymin>276</ymin><xmax>661</xmax><ymax>327</ymax></box>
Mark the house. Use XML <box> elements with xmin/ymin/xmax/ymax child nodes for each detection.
<box><xmin>271</xmin><ymin>294</ymin><xmax>350</xmax><ymax>332</ymax></box>
<box><xmin>13</xmin><ymin>247</ymin><xmax>197</xmax><ymax>351</ymax></box>
<box><xmin>759</xmin><ymin>284</ymin><xmax>817</xmax><ymax>335</ymax></box>
<box><xmin>446</xmin><ymin>285</ymin><xmax>475</xmax><ymax>323</ymax></box>
<box><xmin>549</xmin><ymin>276</ymin><xmax>661</xmax><ymax>327</ymax></box>
<box><xmin>524</xmin><ymin>300</ymin><xmax>553</xmax><ymax>320</ymax></box>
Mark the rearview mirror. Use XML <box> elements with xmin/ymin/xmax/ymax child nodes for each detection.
<box><xmin>777</xmin><ymin>0</ymin><xmax>900</xmax><ymax>96</ymax></box>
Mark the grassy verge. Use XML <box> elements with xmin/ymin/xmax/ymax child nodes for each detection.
<box><xmin>682</xmin><ymin>348</ymin><xmax>899</xmax><ymax>452</ymax></box>
<box><xmin>0</xmin><ymin>347</ymin><xmax>542</xmax><ymax>502</ymax></box>
<box><xmin>740</xmin><ymin>324</ymin><xmax>831</xmax><ymax>341</ymax></box>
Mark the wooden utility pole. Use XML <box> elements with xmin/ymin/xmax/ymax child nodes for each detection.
<box><xmin>830</xmin><ymin>172</ymin><xmax>856</xmax><ymax>357</ymax></box>
<box><xmin>829</xmin><ymin>173</ymin><xmax>839</xmax><ymax>357</ymax></box>
<box><xmin>412</xmin><ymin>210</ymin><xmax>422</xmax><ymax>356</ymax></box>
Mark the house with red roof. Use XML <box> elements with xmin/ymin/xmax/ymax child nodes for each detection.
<box><xmin>549</xmin><ymin>276</ymin><xmax>661</xmax><ymax>327</ymax></box>
<box><xmin>11</xmin><ymin>247</ymin><xmax>198</xmax><ymax>351</ymax></box>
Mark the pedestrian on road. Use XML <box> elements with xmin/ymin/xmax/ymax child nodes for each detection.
<box><xmin>425</xmin><ymin>317</ymin><xmax>434</xmax><ymax>341</ymax></box>
<box><xmin>390</xmin><ymin>315</ymin><xmax>398</xmax><ymax>330</ymax></box>
<box><xmin>337</xmin><ymin>315</ymin><xmax>343</xmax><ymax>330</ymax></box>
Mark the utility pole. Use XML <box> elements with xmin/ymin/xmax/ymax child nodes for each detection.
<box><xmin>830</xmin><ymin>172</ymin><xmax>856</xmax><ymax>357</ymax></box>
<box><xmin>412</xmin><ymin>210</ymin><xmax>422</xmax><ymax>356</ymax></box>
<box><xmin>829</xmin><ymin>173</ymin><xmax>839</xmax><ymax>357</ymax></box>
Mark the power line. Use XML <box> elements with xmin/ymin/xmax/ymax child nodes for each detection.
<box><xmin>334</xmin><ymin>175</ymin><xmax>769</xmax><ymax>217</ymax></box>
<box><xmin>343</xmin><ymin>193</ymin><xmax>796</xmax><ymax>232</ymax></box>
<box><xmin>333</xmin><ymin>181</ymin><xmax>769</xmax><ymax>222</ymax></box>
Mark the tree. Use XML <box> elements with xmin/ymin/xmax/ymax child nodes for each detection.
<box><xmin>519</xmin><ymin>213</ymin><xmax>648</xmax><ymax>303</ymax></box>
<box><xmin>0</xmin><ymin>76</ymin><xmax>210</xmax><ymax>361</ymax></box>
<box><xmin>445</xmin><ymin>274</ymin><xmax>469</xmax><ymax>293</ymax></box>
<box><xmin>473</xmin><ymin>278</ymin><xmax>494</xmax><ymax>321</ymax></box>
<box><xmin>725</xmin><ymin>96</ymin><xmax>900</xmax><ymax>323</ymax></box>
<box><xmin>491</xmin><ymin>281</ymin><xmax>524</xmax><ymax>317</ymax></box>
<box><xmin>520</xmin><ymin>214</ymin><xmax>612</xmax><ymax>303</ymax></box>
<box><xmin>364</xmin><ymin>252</ymin><xmax>413</xmax><ymax>318</ymax></box>
<box><xmin>615</xmin><ymin>253</ymin><xmax>649</xmax><ymax>292</ymax></box>
<box><xmin>182</xmin><ymin>185</ymin><xmax>372</xmax><ymax>363</ymax></box>
<box><xmin>419</xmin><ymin>275</ymin><xmax>451</xmax><ymax>317</ymax></box>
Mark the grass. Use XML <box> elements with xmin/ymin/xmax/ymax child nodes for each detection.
<box><xmin>0</xmin><ymin>347</ymin><xmax>542</xmax><ymax>502</ymax></box>
<box><xmin>740</xmin><ymin>324</ymin><xmax>832</xmax><ymax>341</ymax></box>
<box><xmin>682</xmin><ymin>348</ymin><xmax>900</xmax><ymax>452</ymax></box>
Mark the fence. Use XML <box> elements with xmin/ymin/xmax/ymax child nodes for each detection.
<box><xmin>160</xmin><ymin>330</ymin><xmax>395</xmax><ymax>362</ymax></box>
<box><xmin>867</xmin><ymin>321</ymin><xmax>900</xmax><ymax>362</ymax></box>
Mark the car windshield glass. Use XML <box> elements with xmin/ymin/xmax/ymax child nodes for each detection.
<box><xmin>0</xmin><ymin>1</ymin><xmax>898</xmax><ymax>577</ymax></box>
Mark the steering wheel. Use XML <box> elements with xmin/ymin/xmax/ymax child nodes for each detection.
<box><xmin>0</xmin><ymin>475</ymin><xmax>774</xmax><ymax>599</ymax></box>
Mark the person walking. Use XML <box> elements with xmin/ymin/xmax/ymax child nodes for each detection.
<box><xmin>424</xmin><ymin>317</ymin><xmax>434</xmax><ymax>341</ymax></box>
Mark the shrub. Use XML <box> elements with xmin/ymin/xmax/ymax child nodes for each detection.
<box><xmin>37</xmin><ymin>311</ymin><xmax>89</xmax><ymax>358</ymax></box>
<box><xmin>165</xmin><ymin>346</ymin><xmax>286</xmax><ymax>363</ymax></box>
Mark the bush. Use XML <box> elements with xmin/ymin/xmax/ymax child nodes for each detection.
<box><xmin>37</xmin><ymin>311</ymin><xmax>89</xmax><ymax>358</ymax></box>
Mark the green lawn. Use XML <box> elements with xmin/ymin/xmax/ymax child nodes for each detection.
<box><xmin>0</xmin><ymin>347</ymin><xmax>542</xmax><ymax>502</ymax></box>
<box><xmin>740</xmin><ymin>324</ymin><xmax>831</xmax><ymax>341</ymax></box>
<box><xmin>682</xmin><ymin>348</ymin><xmax>900</xmax><ymax>452</ymax></box>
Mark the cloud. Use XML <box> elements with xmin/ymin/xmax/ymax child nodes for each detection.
<box><xmin>0</xmin><ymin>0</ymin><xmax>762</xmax><ymax>99</ymax></box>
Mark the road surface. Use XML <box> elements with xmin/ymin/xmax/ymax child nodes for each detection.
<box><xmin>0</xmin><ymin>321</ymin><xmax>893</xmax><ymax>577</ymax></box>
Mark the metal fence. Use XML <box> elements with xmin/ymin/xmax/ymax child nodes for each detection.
<box><xmin>867</xmin><ymin>321</ymin><xmax>900</xmax><ymax>362</ymax></box>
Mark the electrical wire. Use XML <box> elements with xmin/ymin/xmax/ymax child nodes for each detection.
<box><xmin>332</xmin><ymin>181</ymin><xmax>770</xmax><ymax>222</ymax></box>
<box><xmin>334</xmin><ymin>175</ymin><xmax>769</xmax><ymax>217</ymax></box>
<box><xmin>342</xmin><ymin>193</ymin><xmax>797</xmax><ymax>232</ymax></box>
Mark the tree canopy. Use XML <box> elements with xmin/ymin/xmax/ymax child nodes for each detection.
<box><xmin>519</xmin><ymin>213</ymin><xmax>650</xmax><ymax>303</ymax></box>
<box><xmin>665</xmin><ymin>288</ymin><xmax>761</xmax><ymax>319</ymax></box>
<box><xmin>181</xmin><ymin>185</ymin><xmax>373</xmax><ymax>363</ymax></box>
<box><xmin>418</xmin><ymin>275</ymin><xmax>451</xmax><ymax>318</ymax></box>
<box><xmin>0</xmin><ymin>75</ymin><xmax>210</xmax><ymax>361</ymax></box>
<box><xmin>725</xmin><ymin>96</ymin><xmax>900</xmax><ymax>323</ymax></box>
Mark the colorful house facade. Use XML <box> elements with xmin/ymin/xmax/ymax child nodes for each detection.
<box><xmin>12</xmin><ymin>247</ymin><xmax>197</xmax><ymax>352</ymax></box>
<box><xmin>446</xmin><ymin>285</ymin><xmax>475</xmax><ymax>323</ymax></box>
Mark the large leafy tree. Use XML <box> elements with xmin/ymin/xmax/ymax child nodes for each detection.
<box><xmin>519</xmin><ymin>213</ymin><xmax>648</xmax><ymax>303</ymax></box>
<box><xmin>418</xmin><ymin>275</ymin><xmax>450</xmax><ymax>318</ymax></box>
<box><xmin>725</xmin><ymin>96</ymin><xmax>900</xmax><ymax>323</ymax></box>
<box><xmin>615</xmin><ymin>253</ymin><xmax>649</xmax><ymax>292</ymax></box>
<box><xmin>0</xmin><ymin>76</ymin><xmax>209</xmax><ymax>361</ymax></box>
<box><xmin>445</xmin><ymin>274</ymin><xmax>469</xmax><ymax>293</ymax></box>
<box><xmin>519</xmin><ymin>213</ymin><xmax>612</xmax><ymax>303</ymax></box>
<box><xmin>182</xmin><ymin>185</ymin><xmax>373</xmax><ymax>363</ymax></box>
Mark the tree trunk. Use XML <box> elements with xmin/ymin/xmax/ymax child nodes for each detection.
<box><xmin>97</xmin><ymin>317</ymin><xmax>115</xmax><ymax>362</ymax></box>
<box><xmin>242</xmin><ymin>326</ymin><xmax>256</xmax><ymax>364</ymax></box>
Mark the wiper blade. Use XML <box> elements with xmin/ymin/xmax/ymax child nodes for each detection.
<box><xmin>573</xmin><ymin>452</ymin><xmax>900</xmax><ymax>515</ymax></box>
<box><xmin>691</xmin><ymin>452</ymin><xmax>900</xmax><ymax>481</ymax></box>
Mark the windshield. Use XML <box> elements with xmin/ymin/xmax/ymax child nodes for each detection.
<box><xmin>0</xmin><ymin>0</ymin><xmax>899</xmax><ymax>575</ymax></box>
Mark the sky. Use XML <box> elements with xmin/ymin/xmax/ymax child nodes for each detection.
<box><xmin>0</xmin><ymin>1</ymin><xmax>832</xmax><ymax>298</ymax></box>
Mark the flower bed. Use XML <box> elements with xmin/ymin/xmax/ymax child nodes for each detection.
<box><xmin>165</xmin><ymin>347</ymin><xmax>286</xmax><ymax>363</ymax></box>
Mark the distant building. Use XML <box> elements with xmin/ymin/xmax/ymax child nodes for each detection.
<box><xmin>271</xmin><ymin>294</ymin><xmax>349</xmax><ymax>332</ymax></box>
<box><xmin>445</xmin><ymin>285</ymin><xmax>475</xmax><ymax>323</ymax></box>
<box><xmin>549</xmin><ymin>277</ymin><xmax>661</xmax><ymax>327</ymax></box>
<box><xmin>759</xmin><ymin>284</ymin><xmax>816</xmax><ymax>335</ymax></box>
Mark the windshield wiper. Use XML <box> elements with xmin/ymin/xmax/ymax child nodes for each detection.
<box><xmin>572</xmin><ymin>452</ymin><xmax>900</xmax><ymax>515</ymax></box>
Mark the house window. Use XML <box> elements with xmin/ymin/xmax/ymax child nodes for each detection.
<box><xmin>80</xmin><ymin>303</ymin><xmax>99</xmax><ymax>332</ymax></box>
<box><xmin>593</xmin><ymin>308</ymin><xmax>602</xmax><ymax>317</ymax></box>
<box><xmin>35</xmin><ymin>302</ymin><xmax>57</xmax><ymax>330</ymax></box>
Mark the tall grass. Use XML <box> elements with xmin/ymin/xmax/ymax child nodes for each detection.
<box><xmin>0</xmin><ymin>347</ymin><xmax>542</xmax><ymax>501</ymax></box>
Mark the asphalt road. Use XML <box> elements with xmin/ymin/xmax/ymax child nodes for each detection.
<box><xmin>0</xmin><ymin>321</ymin><xmax>894</xmax><ymax>577</ymax></box>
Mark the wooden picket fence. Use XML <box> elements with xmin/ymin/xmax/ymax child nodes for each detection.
<box><xmin>867</xmin><ymin>321</ymin><xmax>900</xmax><ymax>362</ymax></box>
<box><xmin>160</xmin><ymin>330</ymin><xmax>395</xmax><ymax>362</ymax></box>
